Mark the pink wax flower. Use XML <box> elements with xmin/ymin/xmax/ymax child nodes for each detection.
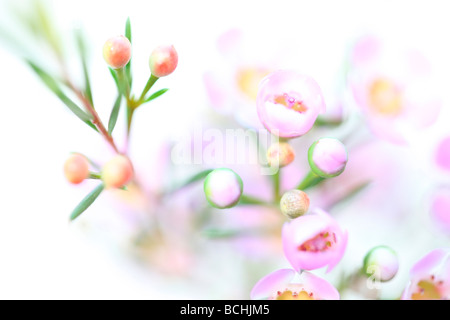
<box><xmin>256</xmin><ymin>70</ymin><xmax>326</xmax><ymax>138</ymax></box>
<box><xmin>250</xmin><ymin>268</ymin><xmax>340</xmax><ymax>300</ymax></box>
<box><xmin>348</xmin><ymin>35</ymin><xmax>442</xmax><ymax>144</ymax></box>
<box><xmin>430</xmin><ymin>188</ymin><xmax>450</xmax><ymax>234</ymax></box>
<box><xmin>402</xmin><ymin>248</ymin><xmax>450</xmax><ymax>300</ymax></box>
<box><xmin>308</xmin><ymin>138</ymin><xmax>348</xmax><ymax>178</ymax></box>
<box><xmin>282</xmin><ymin>208</ymin><xmax>348</xmax><ymax>272</ymax></box>
<box><xmin>435</xmin><ymin>136</ymin><xmax>450</xmax><ymax>172</ymax></box>
<box><xmin>203</xmin><ymin>29</ymin><xmax>274</xmax><ymax>129</ymax></box>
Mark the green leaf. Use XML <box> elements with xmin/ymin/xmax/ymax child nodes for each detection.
<box><xmin>202</xmin><ymin>227</ymin><xmax>265</xmax><ymax>239</ymax></box>
<box><xmin>75</xmin><ymin>28</ymin><xmax>94</xmax><ymax>106</ymax></box>
<box><xmin>27</xmin><ymin>60</ymin><xmax>96</xmax><ymax>129</ymax></box>
<box><xmin>297</xmin><ymin>170</ymin><xmax>324</xmax><ymax>191</ymax></box>
<box><xmin>124</xmin><ymin>17</ymin><xmax>132</xmax><ymax>88</ymax></box>
<box><xmin>108</xmin><ymin>95</ymin><xmax>122</xmax><ymax>135</ymax></box>
<box><xmin>144</xmin><ymin>88</ymin><xmax>169</xmax><ymax>103</ymax></box>
<box><xmin>70</xmin><ymin>184</ymin><xmax>104</xmax><ymax>221</ymax></box>
<box><xmin>166</xmin><ymin>169</ymin><xmax>214</xmax><ymax>194</ymax></box>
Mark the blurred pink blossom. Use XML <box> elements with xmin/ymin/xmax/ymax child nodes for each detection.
<box><xmin>250</xmin><ymin>268</ymin><xmax>339</xmax><ymax>300</ymax></box>
<box><xmin>203</xmin><ymin>29</ymin><xmax>274</xmax><ymax>129</ymax></box>
<box><xmin>402</xmin><ymin>248</ymin><xmax>450</xmax><ymax>300</ymax></box>
<box><xmin>435</xmin><ymin>136</ymin><xmax>450</xmax><ymax>172</ymax></box>
<box><xmin>348</xmin><ymin>35</ymin><xmax>442</xmax><ymax>144</ymax></box>
<box><xmin>430</xmin><ymin>188</ymin><xmax>450</xmax><ymax>234</ymax></box>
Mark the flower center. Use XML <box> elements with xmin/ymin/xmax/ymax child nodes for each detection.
<box><xmin>276</xmin><ymin>289</ymin><xmax>314</xmax><ymax>300</ymax></box>
<box><xmin>236</xmin><ymin>67</ymin><xmax>271</xmax><ymax>100</ymax></box>
<box><xmin>273</xmin><ymin>93</ymin><xmax>308</xmax><ymax>113</ymax></box>
<box><xmin>368</xmin><ymin>78</ymin><xmax>403</xmax><ymax>116</ymax></box>
<box><xmin>298</xmin><ymin>231</ymin><xmax>336</xmax><ymax>252</ymax></box>
<box><xmin>411</xmin><ymin>276</ymin><xmax>444</xmax><ymax>300</ymax></box>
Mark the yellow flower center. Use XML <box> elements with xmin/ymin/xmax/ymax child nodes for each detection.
<box><xmin>276</xmin><ymin>290</ymin><xmax>315</xmax><ymax>300</ymax></box>
<box><xmin>236</xmin><ymin>67</ymin><xmax>271</xmax><ymax>100</ymax></box>
<box><xmin>411</xmin><ymin>280</ymin><xmax>442</xmax><ymax>300</ymax></box>
<box><xmin>368</xmin><ymin>78</ymin><xmax>403</xmax><ymax>116</ymax></box>
<box><xmin>273</xmin><ymin>94</ymin><xmax>308</xmax><ymax>113</ymax></box>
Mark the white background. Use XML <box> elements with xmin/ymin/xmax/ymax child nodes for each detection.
<box><xmin>0</xmin><ymin>0</ymin><xmax>450</xmax><ymax>299</ymax></box>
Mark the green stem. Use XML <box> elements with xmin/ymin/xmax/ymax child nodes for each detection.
<box><xmin>273</xmin><ymin>170</ymin><xmax>281</xmax><ymax>202</ymax></box>
<box><xmin>126</xmin><ymin>105</ymin><xmax>135</xmax><ymax>139</ymax></box>
<box><xmin>138</xmin><ymin>74</ymin><xmax>159</xmax><ymax>103</ymax></box>
<box><xmin>116</xmin><ymin>67</ymin><xmax>130</xmax><ymax>98</ymax></box>
<box><xmin>297</xmin><ymin>170</ymin><xmax>324</xmax><ymax>190</ymax></box>
<box><xmin>239</xmin><ymin>194</ymin><xmax>269</xmax><ymax>206</ymax></box>
<box><xmin>89</xmin><ymin>172</ymin><xmax>102</xmax><ymax>180</ymax></box>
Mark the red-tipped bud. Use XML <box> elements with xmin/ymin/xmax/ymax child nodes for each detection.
<box><xmin>149</xmin><ymin>45</ymin><xmax>178</xmax><ymax>77</ymax></box>
<box><xmin>267</xmin><ymin>142</ymin><xmax>295</xmax><ymax>168</ymax></box>
<box><xmin>64</xmin><ymin>154</ymin><xmax>89</xmax><ymax>184</ymax></box>
<box><xmin>101</xmin><ymin>155</ymin><xmax>134</xmax><ymax>189</ymax></box>
<box><xmin>103</xmin><ymin>35</ymin><xmax>132</xmax><ymax>69</ymax></box>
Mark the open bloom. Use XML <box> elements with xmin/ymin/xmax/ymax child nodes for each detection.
<box><xmin>250</xmin><ymin>268</ymin><xmax>339</xmax><ymax>300</ymax></box>
<box><xmin>257</xmin><ymin>70</ymin><xmax>326</xmax><ymax>138</ymax></box>
<box><xmin>348</xmin><ymin>35</ymin><xmax>442</xmax><ymax>144</ymax></box>
<box><xmin>402</xmin><ymin>248</ymin><xmax>450</xmax><ymax>300</ymax></box>
<box><xmin>282</xmin><ymin>208</ymin><xmax>348</xmax><ymax>272</ymax></box>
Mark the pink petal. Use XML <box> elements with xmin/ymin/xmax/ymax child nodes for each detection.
<box><xmin>327</xmin><ymin>230</ymin><xmax>348</xmax><ymax>273</ymax></box>
<box><xmin>250</xmin><ymin>269</ymin><xmax>296</xmax><ymax>300</ymax></box>
<box><xmin>410</xmin><ymin>248</ymin><xmax>450</xmax><ymax>279</ymax></box>
<box><xmin>301</xmin><ymin>272</ymin><xmax>340</xmax><ymax>300</ymax></box>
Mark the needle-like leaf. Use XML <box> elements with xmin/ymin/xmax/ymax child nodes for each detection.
<box><xmin>144</xmin><ymin>88</ymin><xmax>169</xmax><ymax>103</ymax></box>
<box><xmin>70</xmin><ymin>184</ymin><xmax>104</xmax><ymax>221</ymax></box>
<box><xmin>108</xmin><ymin>95</ymin><xmax>122</xmax><ymax>135</ymax></box>
<box><xmin>75</xmin><ymin>28</ymin><xmax>94</xmax><ymax>106</ymax></box>
<box><xmin>124</xmin><ymin>17</ymin><xmax>132</xmax><ymax>88</ymax></box>
<box><xmin>27</xmin><ymin>60</ymin><xmax>97</xmax><ymax>130</ymax></box>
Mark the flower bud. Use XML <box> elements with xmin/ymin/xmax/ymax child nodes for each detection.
<box><xmin>204</xmin><ymin>168</ymin><xmax>243</xmax><ymax>209</ymax></box>
<box><xmin>149</xmin><ymin>45</ymin><xmax>178</xmax><ymax>78</ymax></box>
<box><xmin>103</xmin><ymin>35</ymin><xmax>132</xmax><ymax>69</ymax></box>
<box><xmin>363</xmin><ymin>245</ymin><xmax>399</xmax><ymax>282</ymax></box>
<box><xmin>256</xmin><ymin>70</ymin><xmax>326</xmax><ymax>138</ymax></box>
<box><xmin>267</xmin><ymin>142</ymin><xmax>295</xmax><ymax>168</ymax></box>
<box><xmin>280</xmin><ymin>190</ymin><xmax>310</xmax><ymax>219</ymax></box>
<box><xmin>64</xmin><ymin>154</ymin><xmax>89</xmax><ymax>184</ymax></box>
<box><xmin>101</xmin><ymin>155</ymin><xmax>134</xmax><ymax>189</ymax></box>
<box><xmin>308</xmin><ymin>138</ymin><xmax>348</xmax><ymax>178</ymax></box>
